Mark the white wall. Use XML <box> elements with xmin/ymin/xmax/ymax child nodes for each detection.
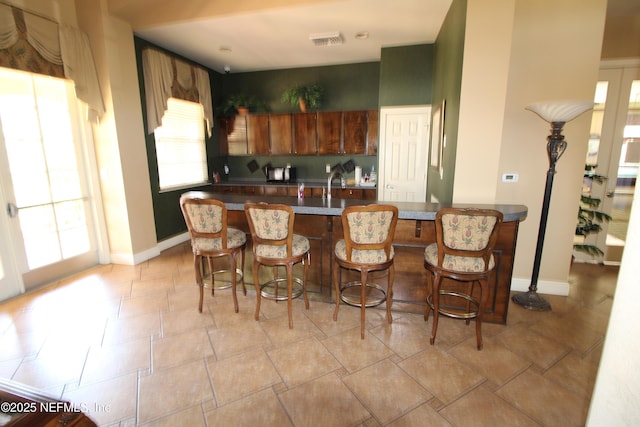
<box><xmin>457</xmin><ymin>0</ymin><xmax>607</xmax><ymax>294</ymax></box>
<box><xmin>586</xmin><ymin>182</ymin><xmax>640</xmax><ymax>424</ymax></box>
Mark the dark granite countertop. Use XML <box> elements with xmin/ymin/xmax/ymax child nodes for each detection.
<box><xmin>182</xmin><ymin>191</ymin><xmax>528</xmax><ymax>222</ymax></box>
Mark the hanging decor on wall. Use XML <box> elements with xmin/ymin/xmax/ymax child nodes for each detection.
<box><xmin>430</xmin><ymin>99</ymin><xmax>445</xmax><ymax>178</ymax></box>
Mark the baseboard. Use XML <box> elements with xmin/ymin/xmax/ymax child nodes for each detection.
<box><xmin>109</xmin><ymin>233</ymin><xmax>190</xmax><ymax>265</ymax></box>
<box><xmin>510</xmin><ymin>277</ymin><xmax>570</xmax><ymax>296</ymax></box>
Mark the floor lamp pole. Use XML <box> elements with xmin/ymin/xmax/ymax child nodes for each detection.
<box><xmin>512</xmin><ymin>121</ymin><xmax>568</xmax><ymax>311</ymax></box>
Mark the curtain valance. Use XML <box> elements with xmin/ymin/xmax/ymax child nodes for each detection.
<box><xmin>142</xmin><ymin>48</ymin><xmax>213</xmax><ymax>137</ymax></box>
<box><xmin>0</xmin><ymin>4</ymin><xmax>104</xmax><ymax>120</ymax></box>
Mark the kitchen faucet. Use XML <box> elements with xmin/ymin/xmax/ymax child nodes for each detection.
<box><xmin>327</xmin><ymin>171</ymin><xmax>345</xmax><ymax>200</ymax></box>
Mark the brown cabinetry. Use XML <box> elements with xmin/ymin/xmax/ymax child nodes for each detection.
<box><xmin>269</xmin><ymin>113</ymin><xmax>293</xmax><ymax>154</ymax></box>
<box><xmin>222</xmin><ymin>110</ymin><xmax>378</xmax><ymax>156</ymax></box>
<box><xmin>218</xmin><ymin>116</ymin><xmax>248</xmax><ymax>155</ymax></box>
<box><xmin>293</xmin><ymin>113</ymin><xmax>317</xmax><ymax>154</ymax></box>
<box><xmin>342</xmin><ymin>111</ymin><xmax>368</xmax><ymax>154</ymax></box>
<box><xmin>317</xmin><ymin>111</ymin><xmax>342</xmax><ymax>154</ymax></box>
<box><xmin>247</xmin><ymin>114</ymin><xmax>269</xmax><ymax>154</ymax></box>
<box><xmin>367</xmin><ymin>109</ymin><xmax>379</xmax><ymax>155</ymax></box>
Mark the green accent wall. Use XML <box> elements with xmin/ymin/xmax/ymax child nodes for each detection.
<box><xmin>219</xmin><ymin>62</ymin><xmax>380</xmax><ymax>114</ymax></box>
<box><xmin>379</xmin><ymin>44</ymin><xmax>434</xmax><ymax>106</ymax></box>
<box><xmin>428</xmin><ymin>0</ymin><xmax>467</xmax><ymax>204</ymax></box>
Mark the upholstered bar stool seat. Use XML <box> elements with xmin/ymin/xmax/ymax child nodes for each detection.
<box><xmin>245</xmin><ymin>202</ymin><xmax>310</xmax><ymax>329</ymax></box>
<box><xmin>424</xmin><ymin>208</ymin><xmax>503</xmax><ymax>350</ymax></box>
<box><xmin>180</xmin><ymin>195</ymin><xmax>247</xmax><ymax>313</ymax></box>
<box><xmin>333</xmin><ymin>204</ymin><xmax>399</xmax><ymax>339</ymax></box>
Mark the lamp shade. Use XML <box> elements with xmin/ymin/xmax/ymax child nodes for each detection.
<box><xmin>526</xmin><ymin>101</ymin><xmax>593</xmax><ymax>123</ymax></box>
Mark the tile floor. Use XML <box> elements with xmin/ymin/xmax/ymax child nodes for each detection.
<box><xmin>0</xmin><ymin>243</ymin><xmax>617</xmax><ymax>426</ymax></box>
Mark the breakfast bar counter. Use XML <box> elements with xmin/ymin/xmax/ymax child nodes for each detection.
<box><xmin>182</xmin><ymin>191</ymin><xmax>528</xmax><ymax>323</ymax></box>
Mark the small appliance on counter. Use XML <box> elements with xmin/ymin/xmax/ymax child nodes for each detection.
<box><xmin>265</xmin><ymin>166</ymin><xmax>297</xmax><ymax>183</ymax></box>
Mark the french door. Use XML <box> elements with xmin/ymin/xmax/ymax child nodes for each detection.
<box><xmin>0</xmin><ymin>68</ymin><xmax>100</xmax><ymax>296</ymax></box>
<box><xmin>580</xmin><ymin>65</ymin><xmax>639</xmax><ymax>263</ymax></box>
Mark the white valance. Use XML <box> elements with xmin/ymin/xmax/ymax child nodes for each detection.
<box><xmin>0</xmin><ymin>4</ymin><xmax>104</xmax><ymax>120</ymax></box>
<box><xmin>142</xmin><ymin>48</ymin><xmax>213</xmax><ymax>137</ymax></box>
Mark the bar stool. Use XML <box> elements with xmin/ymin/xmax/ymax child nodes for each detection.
<box><xmin>180</xmin><ymin>195</ymin><xmax>246</xmax><ymax>313</ymax></box>
<box><xmin>244</xmin><ymin>202</ymin><xmax>310</xmax><ymax>329</ymax></box>
<box><xmin>333</xmin><ymin>204</ymin><xmax>398</xmax><ymax>339</ymax></box>
<box><xmin>424</xmin><ymin>208</ymin><xmax>503</xmax><ymax>350</ymax></box>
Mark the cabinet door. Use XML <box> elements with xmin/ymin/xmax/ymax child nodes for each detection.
<box><xmin>343</xmin><ymin>111</ymin><xmax>368</xmax><ymax>154</ymax></box>
<box><xmin>218</xmin><ymin>117</ymin><xmax>229</xmax><ymax>155</ymax></box>
<box><xmin>247</xmin><ymin>114</ymin><xmax>270</xmax><ymax>154</ymax></box>
<box><xmin>367</xmin><ymin>109</ymin><xmax>379</xmax><ymax>155</ymax></box>
<box><xmin>293</xmin><ymin>113</ymin><xmax>317</xmax><ymax>154</ymax></box>
<box><xmin>317</xmin><ymin>112</ymin><xmax>342</xmax><ymax>154</ymax></box>
<box><xmin>226</xmin><ymin>115</ymin><xmax>248</xmax><ymax>155</ymax></box>
<box><xmin>269</xmin><ymin>114</ymin><xmax>293</xmax><ymax>154</ymax></box>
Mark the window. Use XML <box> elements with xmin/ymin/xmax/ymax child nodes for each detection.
<box><xmin>154</xmin><ymin>97</ymin><xmax>208</xmax><ymax>190</ymax></box>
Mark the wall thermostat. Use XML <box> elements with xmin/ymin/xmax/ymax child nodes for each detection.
<box><xmin>502</xmin><ymin>173</ymin><xmax>519</xmax><ymax>183</ymax></box>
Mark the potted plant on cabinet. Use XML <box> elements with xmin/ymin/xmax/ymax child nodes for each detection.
<box><xmin>222</xmin><ymin>94</ymin><xmax>267</xmax><ymax>116</ymax></box>
<box><xmin>574</xmin><ymin>164</ymin><xmax>612</xmax><ymax>257</ymax></box>
<box><xmin>281</xmin><ymin>83</ymin><xmax>323</xmax><ymax>112</ymax></box>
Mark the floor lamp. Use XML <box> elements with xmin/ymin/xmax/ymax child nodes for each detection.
<box><xmin>511</xmin><ymin>101</ymin><xmax>593</xmax><ymax>311</ymax></box>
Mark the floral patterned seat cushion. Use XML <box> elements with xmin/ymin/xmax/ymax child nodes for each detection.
<box><xmin>335</xmin><ymin>239</ymin><xmax>394</xmax><ymax>264</ymax></box>
<box><xmin>186</xmin><ymin>203</ymin><xmax>224</xmax><ymax>233</ymax></box>
<box><xmin>424</xmin><ymin>213</ymin><xmax>498</xmax><ymax>272</ymax></box>
<box><xmin>254</xmin><ymin>234</ymin><xmax>310</xmax><ymax>258</ymax></box>
<box><xmin>193</xmin><ymin>227</ymin><xmax>246</xmax><ymax>251</ymax></box>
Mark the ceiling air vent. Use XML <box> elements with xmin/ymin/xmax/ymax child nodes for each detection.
<box><xmin>309</xmin><ymin>32</ymin><xmax>343</xmax><ymax>47</ymax></box>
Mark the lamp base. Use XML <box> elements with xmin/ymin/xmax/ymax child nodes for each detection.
<box><xmin>511</xmin><ymin>290</ymin><xmax>551</xmax><ymax>311</ymax></box>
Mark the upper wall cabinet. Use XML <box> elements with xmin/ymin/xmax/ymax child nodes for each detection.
<box><xmin>293</xmin><ymin>113</ymin><xmax>317</xmax><ymax>154</ymax></box>
<box><xmin>317</xmin><ymin>112</ymin><xmax>342</xmax><ymax>154</ymax></box>
<box><xmin>219</xmin><ymin>116</ymin><xmax>247</xmax><ymax>155</ymax></box>
<box><xmin>366</xmin><ymin>109</ymin><xmax>378</xmax><ymax>155</ymax></box>
<box><xmin>247</xmin><ymin>114</ymin><xmax>269</xmax><ymax>154</ymax></box>
<box><xmin>342</xmin><ymin>111</ymin><xmax>368</xmax><ymax>154</ymax></box>
<box><xmin>221</xmin><ymin>110</ymin><xmax>379</xmax><ymax>156</ymax></box>
<box><xmin>269</xmin><ymin>113</ymin><xmax>293</xmax><ymax>154</ymax></box>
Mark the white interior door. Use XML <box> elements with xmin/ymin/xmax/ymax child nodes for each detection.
<box><xmin>378</xmin><ymin>106</ymin><xmax>430</xmax><ymax>202</ymax></box>
<box><xmin>0</xmin><ymin>68</ymin><xmax>100</xmax><ymax>294</ymax></box>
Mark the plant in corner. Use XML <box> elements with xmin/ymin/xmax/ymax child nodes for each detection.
<box><xmin>574</xmin><ymin>164</ymin><xmax>612</xmax><ymax>257</ymax></box>
<box><xmin>281</xmin><ymin>83</ymin><xmax>323</xmax><ymax>112</ymax></box>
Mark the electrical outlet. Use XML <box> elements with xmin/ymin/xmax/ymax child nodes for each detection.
<box><xmin>325</xmin><ymin>164</ymin><xmax>331</xmax><ymax>173</ymax></box>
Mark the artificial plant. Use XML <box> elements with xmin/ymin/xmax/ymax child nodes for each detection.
<box><xmin>574</xmin><ymin>164</ymin><xmax>612</xmax><ymax>256</ymax></box>
<box><xmin>281</xmin><ymin>83</ymin><xmax>323</xmax><ymax>112</ymax></box>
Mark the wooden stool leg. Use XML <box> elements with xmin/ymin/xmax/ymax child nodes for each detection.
<box><xmin>430</xmin><ymin>273</ymin><xmax>442</xmax><ymax>345</ymax></box>
<box><xmin>302</xmin><ymin>253</ymin><xmax>310</xmax><ymax>310</ymax></box>
<box><xmin>424</xmin><ymin>270</ymin><xmax>433</xmax><ymax>322</ymax></box>
<box><xmin>386</xmin><ymin>264</ymin><xmax>394</xmax><ymax>324</ymax></box>
<box><xmin>230</xmin><ymin>253</ymin><xmax>239</xmax><ymax>313</ymax></box>
<box><xmin>195</xmin><ymin>255</ymin><xmax>204</xmax><ymax>313</ymax></box>
<box><xmin>253</xmin><ymin>262</ymin><xmax>261</xmax><ymax>321</ymax></box>
<box><xmin>240</xmin><ymin>246</ymin><xmax>247</xmax><ymax>296</ymax></box>
<box><xmin>476</xmin><ymin>278</ymin><xmax>489</xmax><ymax>350</ymax></box>
<box><xmin>286</xmin><ymin>263</ymin><xmax>294</xmax><ymax>329</ymax></box>
<box><xmin>332</xmin><ymin>258</ymin><xmax>341</xmax><ymax>321</ymax></box>
<box><xmin>360</xmin><ymin>269</ymin><xmax>368</xmax><ymax>339</ymax></box>
<box><xmin>208</xmin><ymin>257</ymin><xmax>215</xmax><ymax>295</ymax></box>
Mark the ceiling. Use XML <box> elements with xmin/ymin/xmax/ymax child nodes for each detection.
<box><xmin>108</xmin><ymin>0</ymin><xmax>640</xmax><ymax>74</ymax></box>
<box><xmin>108</xmin><ymin>0</ymin><xmax>453</xmax><ymax>73</ymax></box>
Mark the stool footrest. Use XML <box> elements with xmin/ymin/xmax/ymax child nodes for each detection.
<box><xmin>260</xmin><ymin>277</ymin><xmax>304</xmax><ymax>301</ymax></box>
<box><xmin>427</xmin><ymin>290</ymin><xmax>479</xmax><ymax>320</ymax></box>
<box><xmin>202</xmin><ymin>268</ymin><xmax>244</xmax><ymax>290</ymax></box>
<box><xmin>340</xmin><ymin>281</ymin><xmax>387</xmax><ymax>308</ymax></box>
